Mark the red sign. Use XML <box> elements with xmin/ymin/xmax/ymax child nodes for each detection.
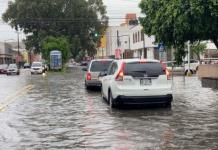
<box><xmin>115</xmin><ymin>48</ymin><xmax>122</xmax><ymax>59</ymax></box>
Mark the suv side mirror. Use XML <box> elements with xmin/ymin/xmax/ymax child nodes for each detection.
<box><xmin>82</xmin><ymin>67</ymin><xmax>87</xmax><ymax>71</ymax></box>
<box><xmin>99</xmin><ymin>71</ymin><xmax>107</xmax><ymax>77</ymax></box>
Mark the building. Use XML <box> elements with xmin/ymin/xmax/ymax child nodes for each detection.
<box><xmin>0</xmin><ymin>42</ymin><xmax>14</xmax><ymax>64</ymax></box>
<box><xmin>104</xmin><ymin>25</ymin><xmax>157</xmax><ymax>59</ymax></box>
<box><xmin>204</xmin><ymin>41</ymin><xmax>218</xmax><ymax>58</ymax></box>
<box><xmin>102</xmin><ymin>13</ymin><xmax>158</xmax><ymax>60</ymax></box>
<box><xmin>0</xmin><ymin>41</ymin><xmax>28</xmax><ymax>65</ymax></box>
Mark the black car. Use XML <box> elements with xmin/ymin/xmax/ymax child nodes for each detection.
<box><xmin>24</xmin><ymin>63</ymin><xmax>31</xmax><ymax>69</ymax></box>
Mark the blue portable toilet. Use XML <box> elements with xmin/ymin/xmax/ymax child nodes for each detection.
<box><xmin>50</xmin><ymin>50</ymin><xmax>62</xmax><ymax>70</ymax></box>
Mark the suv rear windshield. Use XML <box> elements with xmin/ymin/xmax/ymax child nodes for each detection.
<box><xmin>124</xmin><ymin>62</ymin><xmax>164</xmax><ymax>77</ymax></box>
<box><xmin>90</xmin><ymin>61</ymin><xmax>112</xmax><ymax>72</ymax></box>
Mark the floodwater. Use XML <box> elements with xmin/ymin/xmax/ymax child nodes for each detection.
<box><xmin>0</xmin><ymin>67</ymin><xmax>218</xmax><ymax>150</ymax></box>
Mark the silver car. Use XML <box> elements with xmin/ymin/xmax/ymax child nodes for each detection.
<box><xmin>83</xmin><ymin>59</ymin><xmax>113</xmax><ymax>89</ymax></box>
<box><xmin>7</xmin><ymin>64</ymin><xmax>20</xmax><ymax>75</ymax></box>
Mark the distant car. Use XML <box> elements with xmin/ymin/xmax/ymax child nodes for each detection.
<box><xmin>80</xmin><ymin>61</ymin><xmax>89</xmax><ymax>66</ymax></box>
<box><xmin>23</xmin><ymin>63</ymin><xmax>31</xmax><ymax>69</ymax></box>
<box><xmin>83</xmin><ymin>59</ymin><xmax>113</xmax><ymax>89</ymax></box>
<box><xmin>42</xmin><ymin>63</ymin><xmax>49</xmax><ymax>71</ymax></box>
<box><xmin>31</xmin><ymin>62</ymin><xmax>45</xmax><ymax>74</ymax></box>
<box><xmin>0</xmin><ymin>64</ymin><xmax>8</xmax><ymax>74</ymax></box>
<box><xmin>7</xmin><ymin>64</ymin><xmax>20</xmax><ymax>75</ymax></box>
<box><xmin>101</xmin><ymin>59</ymin><xmax>173</xmax><ymax>108</ymax></box>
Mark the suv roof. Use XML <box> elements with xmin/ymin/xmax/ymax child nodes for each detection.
<box><xmin>114</xmin><ymin>59</ymin><xmax>160</xmax><ymax>63</ymax></box>
<box><xmin>90</xmin><ymin>59</ymin><xmax>113</xmax><ymax>62</ymax></box>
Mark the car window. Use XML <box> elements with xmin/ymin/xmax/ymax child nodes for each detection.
<box><xmin>8</xmin><ymin>64</ymin><xmax>17</xmax><ymax>69</ymax></box>
<box><xmin>108</xmin><ymin>62</ymin><xmax>118</xmax><ymax>75</ymax></box>
<box><xmin>32</xmin><ymin>63</ymin><xmax>42</xmax><ymax>67</ymax></box>
<box><xmin>124</xmin><ymin>62</ymin><xmax>164</xmax><ymax>77</ymax></box>
<box><xmin>90</xmin><ymin>60</ymin><xmax>112</xmax><ymax>72</ymax></box>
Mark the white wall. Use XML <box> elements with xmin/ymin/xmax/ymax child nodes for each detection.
<box><xmin>106</xmin><ymin>26</ymin><xmax>130</xmax><ymax>57</ymax></box>
<box><xmin>106</xmin><ymin>25</ymin><xmax>158</xmax><ymax>59</ymax></box>
<box><xmin>0</xmin><ymin>42</ymin><xmax>5</xmax><ymax>54</ymax></box>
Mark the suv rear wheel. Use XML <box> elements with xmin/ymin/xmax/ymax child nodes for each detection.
<box><xmin>108</xmin><ymin>91</ymin><xmax>116</xmax><ymax>108</ymax></box>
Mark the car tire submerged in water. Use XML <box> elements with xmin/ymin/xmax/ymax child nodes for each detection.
<box><xmin>85</xmin><ymin>82</ymin><xmax>91</xmax><ymax>90</ymax></box>
<box><xmin>108</xmin><ymin>90</ymin><xmax>116</xmax><ymax>108</ymax></box>
<box><xmin>101</xmin><ymin>88</ymin><xmax>105</xmax><ymax>100</ymax></box>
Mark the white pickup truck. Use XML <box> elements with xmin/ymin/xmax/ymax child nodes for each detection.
<box><xmin>184</xmin><ymin>60</ymin><xmax>200</xmax><ymax>75</ymax></box>
<box><xmin>164</xmin><ymin>60</ymin><xmax>200</xmax><ymax>75</ymax></box>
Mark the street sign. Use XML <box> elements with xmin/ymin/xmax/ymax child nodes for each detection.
<box><xmin>115</xmin><ymin>48</ymin><xmax>123</xmax><ymax>59</ymax></box>
<box><xmin>159</xmin><ymin>45</ymin><xmax>164</xmax><ymax>52</ymax></box>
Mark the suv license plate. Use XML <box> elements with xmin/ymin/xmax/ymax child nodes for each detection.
<box><xmin>140</xmin><ymin>79</ymin><xmax>152</xmax><ymax>85</ymax></box>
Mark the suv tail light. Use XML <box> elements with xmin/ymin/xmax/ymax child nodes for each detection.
<box><xmin>115</xmin><ymin>62</ymin><xmax>125</xmax><ymax>81</ymax></box>
<box><xmin>166</xmin><ymin>69</ymin><xmax>171</xmax><ymax>80</ymax></box>
<box><xmin>86</xmin><ymin>72</ymin><xmax>91</xmax><ymax>80</ymax></box>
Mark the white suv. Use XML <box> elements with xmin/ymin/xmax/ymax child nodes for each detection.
<box><xmin>101</xmin><ymin>59</ymin><xmax>173</xmax><ymax>108</ymax></box>
<box><xmin>31</xmin><ymin>62</ymin><xmax>45</xmax><ymax>74</ymax></box>
<box><xmin>184</xmin><ymin>60</ymin><xmax>200</xmax><ymax>75</ymax></box>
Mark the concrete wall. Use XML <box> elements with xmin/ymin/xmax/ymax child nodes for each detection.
<box><xmin>197</xmin><ymin>65</ymin><xmax>218</xmax><ymax>78</ymax></box>
<box><xmin>201</xmin><ymin>78</ymin><xmax>218</xmax><ymax>89</ymax></box>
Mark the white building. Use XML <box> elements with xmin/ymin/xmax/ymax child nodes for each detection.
<box><xmin>106</xmin><ymin>26</ymin><xmax>130</xmax><ymax>57</ymax></box>
<box><xmin>0</xmin><ymin>42</ymin><xmax>13</xmax><ymax>64</ymax></box>
<box><xmin>105</xmin><ymin>25</ymin><xmax>158</xmax><ymax>59</ymax></box>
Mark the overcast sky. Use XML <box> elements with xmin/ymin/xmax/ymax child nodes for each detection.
<box><xmin>0</xmin><ymin>0</ymin><xmax>141</xmax><ymax>42</ymax></box>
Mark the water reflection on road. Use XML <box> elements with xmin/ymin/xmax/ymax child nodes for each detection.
<box><xmin>0</xmin><ymin>68</ymin><xmax>218</xmax><ymax>149</ymax></box>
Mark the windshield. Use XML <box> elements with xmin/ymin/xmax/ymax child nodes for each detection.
<box><xmin>0</xmin><ymin>64</ymin><xmax>8</xmax><ymax>69</ymax></box>
<box><xmin>124</xmin><ymin>62</ymin><xmax>164</xmax><ymax>77</ymax></box>
<box><xmin>90</xmin><ymin>60</ymin><xmax>112</xmax><ymax>72</ymax></box>
<box><xmin>32</xmin><ymin>62</ymin><xmax>42</xmax><ymax>67</ymax></box>
<box><xmin>8</xmin><ymin>64</ymin><xmax>17</xmax><ymax>69</ymax></box>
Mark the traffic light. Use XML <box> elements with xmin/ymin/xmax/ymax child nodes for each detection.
<box><xmin>94</xmin><ymin>33</ymin><xmax>98</xmax><ymax>37</ymax></box>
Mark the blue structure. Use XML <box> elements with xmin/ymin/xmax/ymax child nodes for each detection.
<box><xmin>50</xmin><ymin>50</ymin><xmax>62</xmax><ymax>70</ymax></box>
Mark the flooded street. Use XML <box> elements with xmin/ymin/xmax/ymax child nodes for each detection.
<box><xmin>1</xmin><ymin>67</ymin><xmax>218</xmax><ymax>150</ymax></box>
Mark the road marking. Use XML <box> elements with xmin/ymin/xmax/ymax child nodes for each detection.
<box><xmin>0</xmin><ymin>84</ymin><xmax>33</xmax><ymax>112</ymax></box>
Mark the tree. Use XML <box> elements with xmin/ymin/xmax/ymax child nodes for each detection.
<box><xmin>2</xmin><ymin>0</ymin><xmax>108</xmax><ymax>56</ymax></box>
<box><xmin>139</xmin><ymin>0</ymin><xmax>218</xmax><ymax>62</ymax></box>
<box><xmin>191</xmin><ymin>42</ymin><xmax>206</xmax><ymax>64</ymax></box>
<box><xmin>42</xmin><ymin>36</ymin><xmax>70</xmax><ymax>64</ymax></box>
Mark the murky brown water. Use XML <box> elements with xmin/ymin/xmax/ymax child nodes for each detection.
<box><xmin>1</xmin><ymin>67</ymin><xmax>218</xmax><ymax>150</ymax></box>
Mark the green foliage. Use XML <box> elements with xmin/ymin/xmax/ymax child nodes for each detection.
<box><xmin>191</xmin><ymin>42</ymin><xmax>206</xmax><ymax>63</ymax></box>
<box><xmin>42</xmin><ymin>36</ymin><xmax>70</xmax><ymax>64</ymax></box>
<box><xmin>2</xmin><ymin>0</ymin><xmax>108</xmax><ymax>56</ymax></box>
<box><xmin>139</xmin><ymin>0</ymin><xmax>218</xmax><ymax>63</ymax></box>
<box><xmin>75</xmin><ymin>50</ymin><xmax>86</xmax><ymax>62</ymax></box>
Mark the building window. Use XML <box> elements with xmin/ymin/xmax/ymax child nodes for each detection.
<box><xmin>133</xmin><ymin>34</ymin><xmax>135</xmax><ymax>43</ymax></box>
<box><xmin>135</xmin><ymin>33</ymin><xmax>137</xmax><ymax>43</ymax></box>
<box><xmin>138</xmin><ymin>31</ymin><xmax>140</xmax><ymax>43</ymax></box>
<box><xmin>141</xmin><ymin>31</ymin><xmax>144</xmax><ymax>41</ymax></box>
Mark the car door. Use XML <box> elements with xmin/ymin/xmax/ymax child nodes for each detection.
<box><xmin>102</xmin><ymin>62</ymin><xmax>118</xmax><ymax>99</ymax></box>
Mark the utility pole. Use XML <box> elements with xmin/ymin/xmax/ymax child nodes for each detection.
<box><xmin>17</xmin><ymin>31</ymin><xmax>20</xmax><ymax>68</ymax></box>
<box><xmin>187</xmin><ymin>41</ymin><xmax>191</xmax><ymax>76</ymax></box>
<box><xmin>117</xmin><ymin>30</ymin><xmax>120</xmax><ymax>47</ymax></box>
<box><xmin>142</xmin><ymin>33</ymin><xmax>146</xmax><ymax>59</ymax></box>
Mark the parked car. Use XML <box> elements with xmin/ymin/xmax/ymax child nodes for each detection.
<box><xmin>80</xmin><ymin>61</ymin><xmax>89</xmax><ymax>66</ymax></box>
<box><xmin>184</xmin><ymin>60</ymin><xmax>200</xmax><ymax>75</ymax></box>
<box><xmin>82</xmin><ymin>59</ymin><xmax>113</xmax><ymax>89</ymax></box>
<box><xmin>23</xmin><ymin>63</ymin><xmax>31</xmax><ymax>69</ymax></box>
<box><xmin>31</xmin><ymin>62</ymin><xmax>45</xmax><ymax>74</ymax></box>
<box><xmin>0</xmin><ymin>64</ymin><xmax>8</xmax><ymax>74</ymax></box>
<box><xmin>42</xmin><ymin>63</ymin><xmax>49</xmax><ymax>71</ymax></box>
<box><xmin>7</xmin><ymin>64</ymin><xmax>20</xmax><ymax>75</ymax></box>
<box><xmin>101</xmin><ymin>59</ymin><xmax>173</xmax><ymax>108</ymax></box>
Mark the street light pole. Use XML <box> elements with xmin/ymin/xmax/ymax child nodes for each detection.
<box><xmin>17</xmin><ymin>31</ymin><xmax>20</xmax><ymax>68</ymax></box>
